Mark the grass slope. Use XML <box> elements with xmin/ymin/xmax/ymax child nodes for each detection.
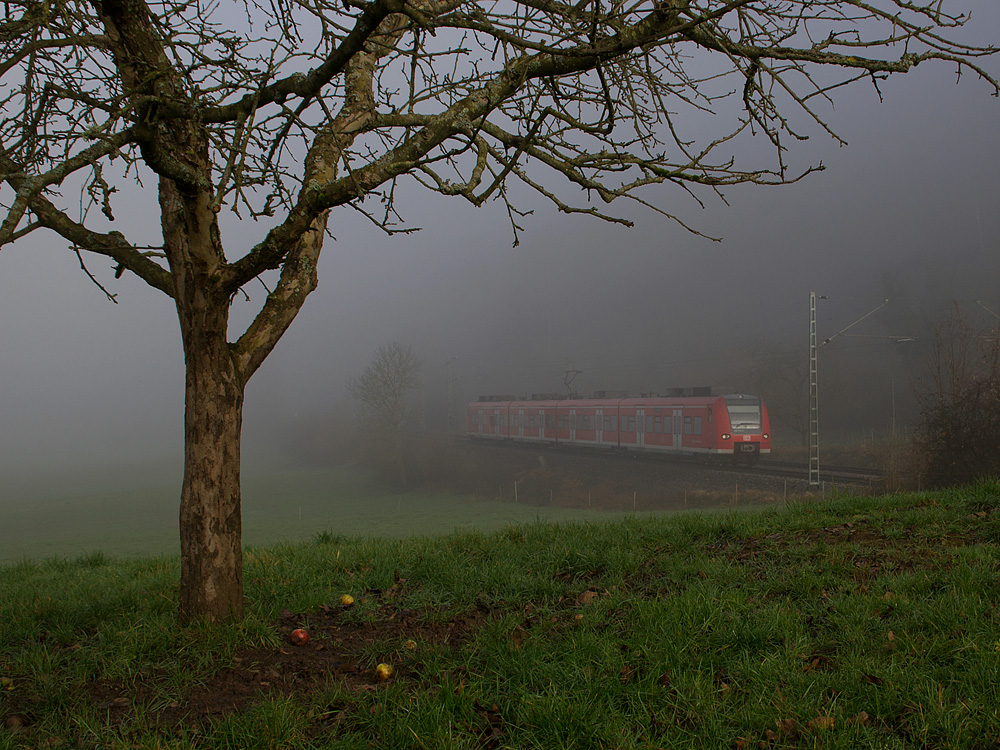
<box><xmin>2</xmin><ymin>482</ymin><xmax>1000</xmax><ymax>748</ymax></box>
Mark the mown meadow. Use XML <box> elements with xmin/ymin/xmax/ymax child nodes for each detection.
<box><xmin>0</xmin><ymin>464</ymin><xmax>634</xmax><ymax>565</ymax></box>
<box><xmin>2</xmin><ymin>480</ymin><xmax>1000</xmax><ymax>748</ymax></box>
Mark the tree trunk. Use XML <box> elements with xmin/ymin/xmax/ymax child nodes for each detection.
<box><xmin>177</xmin><ymin>308</ymin><xmax>245</xmax><ymax>623</ymax></box>
<box><xmin>159</xmin><ymin>177</ymin><xmax>246</xmax><ymax>623</ymax></box>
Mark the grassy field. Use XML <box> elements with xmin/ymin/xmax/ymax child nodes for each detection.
<box><xmin>0</xmin><ymin>464</ymin><xmax>638</xmax><ymax>564</ymax></box>
<box><xmin>2</xmin><ymin>481</ymin><xmax>1000</xmax><ymax>748</ymax></box>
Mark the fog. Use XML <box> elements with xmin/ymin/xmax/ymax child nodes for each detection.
<box><xmin>1</xmin><ymin>7</ymin><xmax>999</xmax><ymax>497</ymax></box>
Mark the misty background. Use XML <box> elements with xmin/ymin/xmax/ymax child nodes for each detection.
<box><xmin>1</xmin><ymin>4</ymin><xmax>998</xmax><ymax>499</ymax></box>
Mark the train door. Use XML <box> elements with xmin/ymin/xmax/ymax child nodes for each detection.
<box><xmin>569</xmin><ymin>409</ymin><xmax>576</xmax><ymax>442</ymax></box>
<box><xmin>595</xmin><ymin>409</ymin><xmax>603</xmax><ymax>445</ymax></box>
<box><xmin>517</xmin><ymin>408</ymin><xmax>524</xmax><ymax>439</ymax></box>
<box><xmin>636</xmin><ymin>408</ymin><xmax>645</xmax><ymax>448</ymax></box>
<box><xmin>672</xmin><ymin>409</ymin><xmax>683</xmax><ymax>450</ymax></box>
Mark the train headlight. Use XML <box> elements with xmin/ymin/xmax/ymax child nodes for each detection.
<box><xmin>721</xmin><ymin>433</ymin><xmax>731</xmax><ymax>440</ymax></box>
<box><xmin>762</xmin><ymin>433</ymin><xmax>769</xmax><ymax>440</ymax></box>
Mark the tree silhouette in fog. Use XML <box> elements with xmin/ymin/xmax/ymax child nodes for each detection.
<box><xmin>348</xmin><ymin>342</ymin><xmax>423</xmax><ymax>487</ymax></box>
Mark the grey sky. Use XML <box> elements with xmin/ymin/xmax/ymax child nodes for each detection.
<box><xmin>1</xmin><ymin>2</ymin><xmax>998</xmax><ymax>485</ymax></box>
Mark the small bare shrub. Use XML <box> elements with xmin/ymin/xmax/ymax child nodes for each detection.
<box><xmin>915</xmin><ymin>306</ymin><xmax>1000</xmax><ymax>488</ymax></box>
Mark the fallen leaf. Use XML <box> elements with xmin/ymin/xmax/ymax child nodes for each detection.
<box><xmin>776</xmin><ymin>718</ymin><xmax>801</xmax><ymax>738</ymax></box>
<box><xmin>807</xmin><ymin>715</ymin><xmax>834</xmax><ymax>732</ymax></box>
<box><xmin>510</xmin><ymin>626</ymin><xmax>526</xmax><ymax>650</ymax></box>
<box><xmin>847</xmin><ymin>711</ymin><xmax>871</xmax><ymax>726</ymax></box>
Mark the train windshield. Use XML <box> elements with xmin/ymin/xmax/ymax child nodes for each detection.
<box><xmin>724</xmin><ymin>395</ymin><xmax>762</xmax><ymax>433</ymax></box>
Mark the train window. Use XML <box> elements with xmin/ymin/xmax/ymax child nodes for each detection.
<box><xmin>558</xmin><ymin>415</ymin><xmax>568</xmax><ymax>430</ymax></box>
<box><xmin>693</xmin><ymin>416</ymin><xmax>702</xmax><ymax>435</ymax></box>
<box><xmin>653</xmin><ymin>416</ymin><xmax>662</xmax><ymax>433</ymax></box>
<box><xmin>726</xmin><ymin>397</ymin><xmax>762</xmax><ymax>432</ymax></box>
<box><xmin>683</xmin><ymin>416</ymin><xmax>691</xmax><ymax>434</ymax></box>
<box><xmin>627</xmin><ymin>416</ymin><xmax>636</xmax><ymax>432</ymax></box>
<box><xmin>645</xmin><ymin>416</ymin><xmax>654</xmax><ymax>433</ymax></box>
<box><xmin>546</xmin><ymin>415</ymin><xmax>556</xmax><ymax>429</ymax></box>
<box><xmin>490</xmin><ymin>416</ymin><xmax>496</xmax><ymax>427</ymax></box>
<box><xmin>708</xmin><ymin>408</ymin><xmax>713</xmax><ymax>423</ymax></box>
<box><xmin>610</xmin><ymin>416</ymin><xmax>617</xmax><ymax>431</ymax></box>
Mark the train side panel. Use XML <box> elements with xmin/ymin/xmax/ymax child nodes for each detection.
<box><xmin>467</xmin><ymin>394</ymin><xmax>770</xmax><ymax>460</ymax></box>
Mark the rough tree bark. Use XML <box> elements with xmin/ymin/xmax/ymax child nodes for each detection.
<box><xmin>159</xmin><ymin>177</ymin><xmax>247</xmax><ymax>620</ymax></box>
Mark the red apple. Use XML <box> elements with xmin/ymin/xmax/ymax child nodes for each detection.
<box><xmin>290</xmin><ymin>628</ymin><xmax>309</xmax><ymax>645</ymax></box>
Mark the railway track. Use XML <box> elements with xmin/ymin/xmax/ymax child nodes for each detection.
<box><xmin>448</xmin><ymin>433</ymin><xmax>886</xmax><ymax>490</ymax></box>
<box><xmin>753</xmin><ymin>460</ymin><xmax>886</xmax><ymax>490</ymax></box>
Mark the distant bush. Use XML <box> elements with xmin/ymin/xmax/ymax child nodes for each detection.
<box><xmin>915</xmin><ymin>305</ymin><xmax>1000</xmax><ymax>488</ymax></box>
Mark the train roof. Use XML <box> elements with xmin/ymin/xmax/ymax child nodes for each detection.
<box><xmin>469</xmin><ymin>394</ymin><xmax>761</xmax><ymax>408</ymax></box>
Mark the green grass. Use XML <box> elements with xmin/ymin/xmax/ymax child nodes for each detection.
<box><xmin>2</xmin><ymin>481</ymin><xmax>1000</xmax><ymax>748</ymax></box>
<box><xmin>0</xmin><ymin>465</ymin><xmax>637</xmax><ymax>564</ymax></box>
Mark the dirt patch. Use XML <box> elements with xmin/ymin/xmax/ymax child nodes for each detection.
<box><xmin>85</xmin><ymin>586</ymin><xmax>494</xmax><ymax>735</ymax></box>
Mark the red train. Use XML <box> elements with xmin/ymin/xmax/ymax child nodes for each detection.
<box><xmin>467</xmin><ymin>393</ymin><xmax>771</xmax><ymax>462</ymax></box>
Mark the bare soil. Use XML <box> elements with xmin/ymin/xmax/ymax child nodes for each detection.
<box><xmin>83</xmin><ymin>584</ymin><xmax>497</xmax><ymax>741</ymax></box>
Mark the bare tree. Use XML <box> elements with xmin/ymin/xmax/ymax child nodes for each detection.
<box><xmin>1</xmin><ymin>0</ymin><xmax>996</xmax><ymax>621</ymax></box>
<box><xmin>916</xmin><ymin>304</ymin><xmax>1000</xmax><ymax>487</ymax></box>
<box><xmin>348</xmin><ymin>342</ymin><xmax>422</xmax><ymax>485</ymax></box>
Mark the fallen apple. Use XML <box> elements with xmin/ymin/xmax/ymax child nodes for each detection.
<box><xmin>404</xmin><ymin>639</ymin><xmax>417</xmax><ymax>651</ymax></box>
<box><xmin>339</xmin><ymin>594</ymin><xmax>355</xmax><ymax>607</ymax></box>
<box><xmin>375</xmin><ymin>663</ymin><xmax>394</xmax><ymax>681</ymax></box>
<box><xmin>290</xmin><ymin>628</ymin><xmax>310</xmax><ymax>645</ymax></box>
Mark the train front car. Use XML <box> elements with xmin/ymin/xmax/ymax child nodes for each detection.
<box><xmin>716</xmin><ymin>394</ymin><xmax>771</xmax><ymax>463</ymax></box>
